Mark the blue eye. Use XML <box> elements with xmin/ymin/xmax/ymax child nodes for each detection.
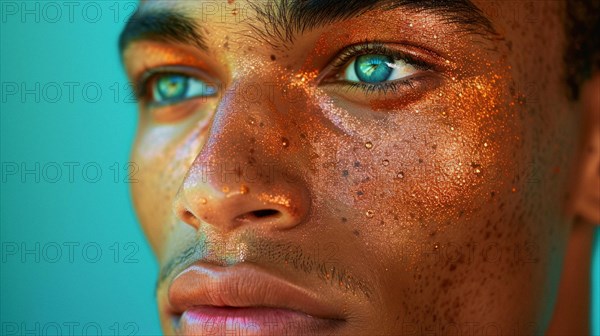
<box><xmin>354</xmin><ymin>54</ymin><xmax>393</xmax><ymax>83</ymax></box>
<box><xmin>342</xmin><ymin>54</ymin><xmax>419</xmax><ymax>84</ymax></box>
<box><xmin>151</xmin><ymin>74</ymin><xmax>217</xmax><ymax>104</ymax></box>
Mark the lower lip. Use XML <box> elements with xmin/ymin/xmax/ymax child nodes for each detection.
<box><xmin>175</xmin><ymin>306</ymin><xmax>342</xmax><ymax>336</ymax></box>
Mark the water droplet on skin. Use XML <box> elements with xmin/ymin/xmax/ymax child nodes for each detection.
<box><xmin>434</xmin><ymin>243</ymin><xmax>439</xmax><ymax>250</ymax></box>
<box><xmin>366</xmin><ymin>210</ymin><xmax>374</xmax><ymax>218</ymax></box>
<box><xmin>450</xmin><ymin>126</ymin><xmax>455</xmax><ymax>131</ymax></box>
<box><xmin>222</xmin><ymin>186</ymin><xmax>230</xmax><ymax>193</ymax></box>
<box><xmin>382</xmin><ymin>159</ymin><xmax>389</xmax><ymax>166</ymax></box>
<box><xmin>240</xmin><ymin>185</ymin><xmax>249</xmax><ymax>194</ymax></box>
<box><xmin>200</xmin><ymin>198</ymin><xmax>207</xmax><ymax>204</ymax></box>
<box><xmin>511</xmin><ymin>187</ymin><xmax>517</xmax><ymax>193</ymax></box>
<box><xmin>483</xmin><ymin>142</ymin><xmax>489</xmax><ymax>147</ymax></box>
<box><xmin>281</xmin><ymin>137</ymin><xmax>289</xmax><ymax>148</ymax></box>
<box><xmin>474</xmin><ymin>168</ymin><xmax>482</xmax><ymax>175</ymax></box>
<box><xmin>397</xmin><ymin>172</ymin><xmax>405</xmax><ymax>179</ymax></box>
<box><xmin>365</xmin><ymin>142</ymin><xmax>373</xmax><ymax>149</ymax></box>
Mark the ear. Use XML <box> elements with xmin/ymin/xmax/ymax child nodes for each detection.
<box><xmin>568</xmin><ymin>73</ymin><xmax>600</xmax><ymax>224</ymax></box>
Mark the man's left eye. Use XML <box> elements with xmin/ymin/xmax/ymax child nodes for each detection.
<box><xmin>151</xmin><ymin>74</ymin><xmax>217</xmax><ymax>104</ymax></box>
<box><xmin>341</xmin><ymin>54</ymin><xmax>419</xmax><ymax>84</ymax></box>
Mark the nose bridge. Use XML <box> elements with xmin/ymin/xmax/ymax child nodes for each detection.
<box><xmin>173</xmin><ymin>78</ymin><xmax>310</xmax><ymax>233</ymax></box>
<box><xmin>197</xmin><ymin>79</ymin><xmax>280</xmax><ymax>188</ymax></box>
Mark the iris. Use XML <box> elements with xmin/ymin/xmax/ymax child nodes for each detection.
<box><xmin>156</xmin><ymin>75</ymin><xmax>188</xmax><ymax>101</ymax></box>
<box><xmin>354</xmin><ymin>54</ymin><xmax>394</xmax><ymax>83</ymax></box>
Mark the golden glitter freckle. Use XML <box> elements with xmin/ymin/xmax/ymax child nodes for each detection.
<box><xmin>365</xmin><ymin>142</ymin><xmax>373</xmax><ymax>149</ymax></box>
<box><xmin>281</xmin><ymin>137</ymin><xmax>290</xmax><ymax>148</ymax></box>
<box><xmin>382</xmin><ymin>159</ymin><xmax>390</xmax><ymax>166</ymax></box>
<box><xmin>366</xmin><ymin>210</ymin><xmax>375</xmax><ymax>218</ymax></box>
<box><xmin>199</xmin><ymin>198</ymin><xmax>207</xmax><ymax>205</ymax></box>
<box><xmin>222</xmin><ymin>186</ymin><xmax>230</xmax><ymax>193</ymax></box>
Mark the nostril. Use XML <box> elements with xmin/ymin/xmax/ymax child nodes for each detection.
<box><xmin>252</xmin><ymin>209</ymin><xmax>280</xmax><ymax>218</ymax></box>
<box><xmin>235</xmin><ymin>209</ymin><xmax>281</xmax><ymax>222</ymax></box>
<box><xmin>179</xmin><ymin>210</ymin><xmax>200</xmax><ymax>228</ymax></box>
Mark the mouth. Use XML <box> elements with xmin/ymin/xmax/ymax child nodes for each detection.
<box><xmin>167</xmin><ymin>262</ymin><xmax>346</xmax><ymax>335</ymax></box>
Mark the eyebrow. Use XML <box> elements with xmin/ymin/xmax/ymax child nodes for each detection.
<box><xmin>118</xmin><ymin>10</ymin><xmax>206</xmax><ymax>53</ymax></box>
<box><xmin>250</xmin><ymin>0</ymin><xmax>495</xmax><ymax>46</ymax></box>
<box><xmin>119</xmin><ymin>0</ymin><xmax>494</xmax><ymax>54</ymax></box>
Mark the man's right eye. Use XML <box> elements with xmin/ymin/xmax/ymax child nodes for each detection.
<box><xmin>145</xmin><ymin>73</ymin><xmax>218</xmax><ymax>105</ymax></box>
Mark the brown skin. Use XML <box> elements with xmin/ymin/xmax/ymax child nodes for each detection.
<box><xmin>122</xmin><ymin>0</ymin><xmax>600</xmax><ymax>335</ymax></box>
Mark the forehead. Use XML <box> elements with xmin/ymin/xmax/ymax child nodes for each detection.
<box><xmin>133</xmin><ymin>0</ymin><xmax>495</xmax><ymax>33</ymax></box>
<box><xmin>135</xmin><ymin>0</ymin><xmax>559</xmax><ymax>25</ymax></box>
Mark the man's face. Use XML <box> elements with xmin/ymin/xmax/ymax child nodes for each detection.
<box><xmin>122</xmin><ymin>0</ymin><xmax>577</xmax><ymax>334</ymax></box>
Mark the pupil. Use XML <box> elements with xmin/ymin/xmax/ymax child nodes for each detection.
<box><xmin>355</xmin><ymin>54</ymin><xmax>393</xmax><ymax>83</ymax></box>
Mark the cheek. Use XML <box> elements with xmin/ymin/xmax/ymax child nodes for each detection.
<box><xmin>308</xmin><ymin>73</ymin><xmax>524</xmax><ymax>231</ymax></box>
<box><xmin>130</xmin><ymin>123</ymin><xmax>205</xmax><ymax>256</ymax></box>
<box><xmin>303</xmin><ymin>67</ymin><xmax>552</xmax><ymax>327</ymax></box>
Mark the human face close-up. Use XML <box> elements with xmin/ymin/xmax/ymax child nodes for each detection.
<box><xmin>120</xmin><ymin>0</ymin><xmax>599</xmax><ymax>335</ymax></box>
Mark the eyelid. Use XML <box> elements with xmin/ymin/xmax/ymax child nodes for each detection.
<box><xmin>135</xmin><ymin>65</ymin><xmax>220</xmax><ymax>103</ymax></box>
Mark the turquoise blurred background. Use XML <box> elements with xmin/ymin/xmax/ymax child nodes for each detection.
<box><xmin>0</xmin><ymin>0</ymin><xmax>160</xmax><ymax>334</ymax></box>
<box><xmin>0</xmin><ymin>1</ymin><xmax>597</xmax><ymax>335</ymax></box>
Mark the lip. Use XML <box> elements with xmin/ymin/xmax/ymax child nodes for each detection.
<box><xmin>167</xmin><ymin>262</ymin><xmax>345</xmax><ymax>335</ymax></box>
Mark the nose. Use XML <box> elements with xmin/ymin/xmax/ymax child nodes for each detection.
<box><xmin>172</xmin><ymin>84</ymin><xmax>310</xmax><ymax>233</ymax></box>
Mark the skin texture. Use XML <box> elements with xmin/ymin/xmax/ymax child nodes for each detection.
<box><xmin>121</xmin><ymin>0</ymin><xmax>599</xmax><ymax>335</ymax></box>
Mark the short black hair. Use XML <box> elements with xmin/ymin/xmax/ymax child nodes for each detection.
<box><xmin>564</xmin><ymin>0</ymin><xmax>600</xmax><ymax>99</ymax></box>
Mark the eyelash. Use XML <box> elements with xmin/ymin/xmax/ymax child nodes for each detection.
<box><xmin>134</xmin><ymin>41</ymin><xmax>434</xmax><ymax>104</ymax></box>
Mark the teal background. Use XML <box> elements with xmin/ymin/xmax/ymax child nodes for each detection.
<box><xmin>1</xmin><ymin>1</ymin><xmax>161</xmax><ymax>335</ymax></box>
<box><xmin>0</xmin><ymin>1</ymin><xmax>598</xmax><ymax>335</ymax></box>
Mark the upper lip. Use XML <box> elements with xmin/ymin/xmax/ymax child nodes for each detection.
<box><xmin>167</xmin><ymin>262</ymin><xmax>344</xmax><ymax>320</ymax></box>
